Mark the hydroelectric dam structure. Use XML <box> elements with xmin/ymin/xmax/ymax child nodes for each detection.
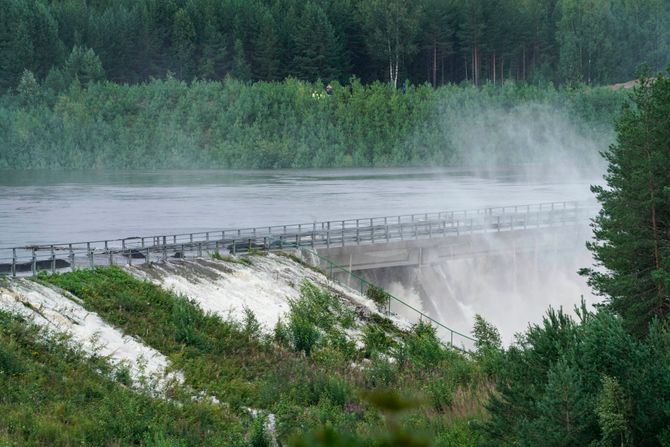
<box><xmin>0</xmin><ymin>201</ymin><xmax>595</xmax><ymax>349</ymax></box>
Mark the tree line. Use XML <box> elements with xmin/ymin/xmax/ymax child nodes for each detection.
<box><xmin>482</xmin><ymin>72</ymin><xmax>670</xmax><ymax>446</ymax></box>
<box><xmin>1</xmin><ymin>0</ymin><xmax>669</xmax><ymax>92</ymax></box>
<box><xmin>0</xmin><ymin>76</ymin><xmax>622</xmax><ymax>169</ymax></box>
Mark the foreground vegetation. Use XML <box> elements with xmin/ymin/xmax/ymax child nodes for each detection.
<box><xmin>0</xmin><ymin>309</ymin><xmax>245</xmax><ymax>446</ymax></box>
<box><xmin>1</xmin><ymin>77</ymin><xmax>623</xmax><ymax>169</ymax></box>
<box><xmin>8</xmin><ymin>266</ymin><xmax>488</xmax><ymax>446</ymax></box>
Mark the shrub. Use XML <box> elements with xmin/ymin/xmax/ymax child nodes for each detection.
<box><xmin>365</xmin><ymin>285</ymin><xmax>390</xmax><ymax>310</ymax></box>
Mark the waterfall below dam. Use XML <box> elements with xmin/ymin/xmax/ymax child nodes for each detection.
<box><xmin>358</xmin><ymin>226</ymin><xmax>597</xmax><ymax>344</ymax></box>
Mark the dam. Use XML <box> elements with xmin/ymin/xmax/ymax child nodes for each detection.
<box><xmin>0</xmin><ymin>200</ymin><xmax>595</xmax><ymax>342</ymax></box>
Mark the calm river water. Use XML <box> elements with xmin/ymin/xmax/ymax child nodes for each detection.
<box><xmin>0</xmin><ymin>167</ymin><xmax>600</xmax><ymax>248</ymax></box>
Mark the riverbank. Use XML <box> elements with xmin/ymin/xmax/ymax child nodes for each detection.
<box><xmin>0</xmin><ymin>78</ymin><xmax>623</xmax><ymax>169</ymax></box>
<box><xmin>0</xmin><ymin>253</ymin><xmax>487</xmax><ymax>445</ymax></box>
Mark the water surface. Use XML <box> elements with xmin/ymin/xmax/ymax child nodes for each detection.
<box><xmin>0</xmin><ymin>167</ymin><xmax>599</xmax><ymax>247</ymax></box>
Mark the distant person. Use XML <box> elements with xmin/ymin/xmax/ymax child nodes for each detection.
<box><xmin>325</xmin><ymin>84</ymin><xmax>333</xmax><ymax>96</ymax></box>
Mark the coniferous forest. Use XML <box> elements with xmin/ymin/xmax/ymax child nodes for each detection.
<box><xmin>2</xmin><ymin>0</ymin><xmax>669</xmax><ymax>89</ymax></box>
<box><xmin>2</xmin><ymin>0</ymin><xmax>670</xmax><ymax>445</ymax></box>
<box><xmin>1</xmin><ymin>0</ymin><xmax>668</xmax><ymax>169</ymax></box>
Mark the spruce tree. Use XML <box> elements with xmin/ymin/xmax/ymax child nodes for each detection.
<box><xmin>582</xmin><ymin>70</ymin><xmax>670</xmax><ymax>336</ymax></box>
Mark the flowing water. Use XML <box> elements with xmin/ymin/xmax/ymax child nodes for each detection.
<box><xmin>0</xmin><ymin>167</ymin><xmax>602</xmax><ymax>341</ymax></box>
<box><xmin>0</xmin><ymin>167</ymin><xmax>598</xmax><ymax>248</ymax></box>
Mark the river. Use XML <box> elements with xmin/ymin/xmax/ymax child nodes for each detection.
<box><xmin>0</xmin><ymin>167</ymin><xmax>599</xmax><ymax>248</ymax></box>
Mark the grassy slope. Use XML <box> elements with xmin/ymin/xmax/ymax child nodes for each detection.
<box><xmin>0</xmin><ymin>267</ymin><xmax>492</xmax><ymax>445</ymax></box>
<box><xmin>0</xmin><ymin>310</ymin><xmax>244</xmax><ymax>446</ymax></box>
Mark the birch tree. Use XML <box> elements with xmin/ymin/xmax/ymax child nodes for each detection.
<box><xmin>358</xmin><ymin>0</ymin><xmax>422</xmax><ymax>88</ymax></box>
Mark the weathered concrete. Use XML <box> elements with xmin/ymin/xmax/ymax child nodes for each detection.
<box><xmin>316</xmin><ymin>224</ymin><xmax>589</xmax><ymax>272</ymax></box>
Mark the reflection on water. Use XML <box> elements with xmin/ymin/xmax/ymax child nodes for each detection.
<box><xmin>0</xmin><ymin>167</ymin><xmax>599</xmax><ymax>247</ymax></box>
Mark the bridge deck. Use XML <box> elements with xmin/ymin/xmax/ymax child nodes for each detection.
<box><xmin>0</xmin><ymin>201</ymin><xmax>594</xmax><ymax>277</ymax></box>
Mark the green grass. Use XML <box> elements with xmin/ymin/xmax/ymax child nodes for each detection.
<box><xmin>28</xmin><ymin>267</ymin><xmax>489</xmax><ymax>445</ymax></box>
<box><xmin>0</xmin><ymin>310</ymin><xmax>245</xmax><ymax>446</ymax></box>
<box><xmin>211</xmin><ymin>251</ymin><xmax>253</xmax><ymax>266</ymax></box>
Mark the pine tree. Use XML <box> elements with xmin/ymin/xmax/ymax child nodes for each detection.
<box><xmin>63</xmin><ymin>46</ymin><xmax>105</xmax><ymax>85</ymax></box>
<box><xmin>290</xmin><ymin>2</ymin><xmax>342</xmax><ymax>82</ymax></box>
<box><xmin>230</xmin><ymin>38</ymin><xmax>251</xmax><ymax>81</ymax></box>
<box><xmin>172</xmin><ymin>8</ymin><xmax>196</xmax><ymax>80</ymax></box>
<box><xmin>582</xmin><ymin>70</ymin><xmax>670</xmax><ymax>336</ymax></box>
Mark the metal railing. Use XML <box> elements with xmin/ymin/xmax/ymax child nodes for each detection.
<box><xmin>298</xmin><ymin>248</ymin><xmax>476</xmax><ymax>352</ymax></box>
<box><xmin>0</xmin><ymin>200</ymin><xmax>593</xmax><ymax>278</ymax></box>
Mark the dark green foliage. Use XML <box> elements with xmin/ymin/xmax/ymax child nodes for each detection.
<box><xmin>0</xmin><ymin>77</ymin><xmax>623</xmax><ymax>169</ymax></box>
<box><xmin>403</xmin><ymin>321</ymin><xmax>449</xmax><ymax>370</ymax></box>
<box><xmin>63</xmin><ymin>46</ymin><xmax>105</xmax><ymax>85</ymax></box>
<box><xmin>366</xmin><ymin>284</ymin><xmax>391</xmax><ymax>310</ymax></box>
<box><xmin>582</xmin><ymin>70</ymin><xmax>670</xmax><ymax>336</ymax></box>
<box><xmin>2</xmin><ymin>0</ymin><xmax>667</xmax><ymax>91</ymax></box>
<box><xmin>288</xmin><ymin>315</ymin><xmax>320</xmax><ymax>355</ymax></box>
<box><xmin>249</xmin><ymin>414</ymin><xmax>272</xmax><ymax>447</ymax></box>
<box><xmin>472</xmin><ymin>314</ymin><xmax>503</xmax><ymax>375</ymax></box>
<box><xmin>480</xmin><ymin>306</ymin><xmax>670</xmax><ymax>446</ymax></box>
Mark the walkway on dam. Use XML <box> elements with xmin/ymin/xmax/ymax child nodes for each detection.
<box><xmin>0</xmin><ymin>200</ymin><xmax>594</xmax><ymax>277</ymax></box>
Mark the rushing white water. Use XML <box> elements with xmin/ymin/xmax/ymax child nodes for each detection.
<box><xmin>126</xmin><ymin>253</ymin><xmax>403</xmax><ymax>332</ymax></box>
<box><xmin>0</xmin><ymin>279</ymin><xmax>181</xmax><ymax>390</ymax></box>
<box><xmin>0</xmin><ymin>166</ymin><xmax>605</xmax><ymax>345</ymax></box>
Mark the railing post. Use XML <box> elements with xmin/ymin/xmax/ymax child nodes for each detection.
<box><xmin>233</xmin><ymin>240</ymin><xmax>236</xmax><ymax>255</ymax></box>
<box><xmin>356</xmin><ymin>219</ymin><xmax>360</xmax><ymax>245</ymax></box>
<box><xmin>88</xmin><ymin>242</ymin><xmax>94</xmax><ymax>268</ymax></box>
<box><xmin>50</xmin><ymin>245</ymin><xmax>55</xmax><ymax>274</ymax></box>
<box><xmin>326</xmin><ymin>221</ymin><xmax>330</xmax><ymax>248</ymax></box>
<box><xmin>69</xmin><ymin>244</ymin><xmax>75</xmax><ymax>272</ymax></box>
<box><xmin>11</xmin><ymin>248</ymin><xmax>16</xmax><ymax>277</ymax></box>
<box><xmin>105</xmin><ymin>241</ymin><xmax>112</xmax><ymax>266</ymax></box>
<box><xmin>31</xmin><ymin>248</ymin><xmax>36</xmax><ymax>276</ymax></box>
<box><xmin>162</xmin><ymin>236</ymin><xmax>167</xmax><ymax>261</ymax></box>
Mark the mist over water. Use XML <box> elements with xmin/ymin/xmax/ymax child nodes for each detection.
<box><xmin>381</xmin><ymin>101</ymin><xmax>612</xmax><ymax>343</ymax></box>
<box><xmin>0</xmin><ymin>101</ymin><xmax>611</xmax><ymax>340</ymax></box>
<box><xmin>442</xmin><ymin>101</ymin><xmax>612</xmax><ymax>178</ymax></box>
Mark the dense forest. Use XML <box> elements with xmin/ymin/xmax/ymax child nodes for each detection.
<box><xmin>1</xmin><ymin>0</ymin><xmax>669</xmax><ymax>92</ymax></box>
<box><xmin>0</xmin><ymin>77</ymin><xmax>623</xmax><ymax>169</ymax></box>
<box><xmin>2</xmin><ymin>73</ymin><xmax>670</xmax><ymax>446</ymax></box>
